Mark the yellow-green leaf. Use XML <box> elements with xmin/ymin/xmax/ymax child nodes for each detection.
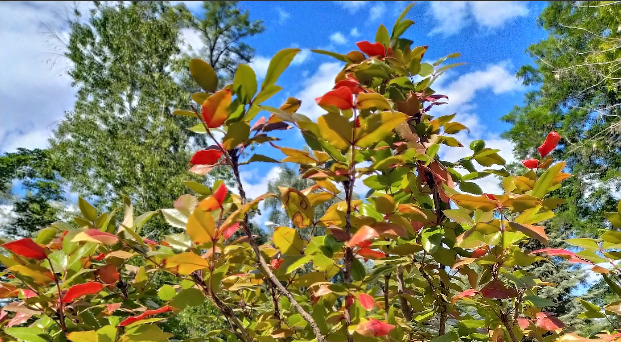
<box><xmin>262</xmin><ymin>48</ymin><xmax>300</xmax><ymax>88</ymax></box>
<box><xmin>78</xmin><ymin>197</ymin><xmax>97</xmax><ymax>222</ymax></box>
<box><xmin>444</xmin><ymin>122</ymin><xmax>469</xmax><ymax>134</ymax></box>
<box><xmin>451</xmin><ymin>194</ymin><xmax>496</xmax><ymax>212</ymax></box>
<box><xmin>233</xmin><ymin>64</ymin><xmax>257</xmax><ymax>104</ymax></box>
<box><xmin>9</xmin><ymin>264</ymin><xmax>55</xmax><ymax>284</ymax></box>
<box><xmin>186</xmin><ymin>206</ymin><xmax>216</xmax><ymax>245</ymax></box>
<box><xmin>375</xmin><ymin>24</ymin><xmax>390</xmax><ymax>46</ymax></box>
<box><xmin>356</xmin><ymin>93</ymin><xmax>391</xmax><ymax>110</ymax></box>
<box><xmin>355</xmin><ymin>111</ymin><xmax>407</xmax><ymax>148</ymax></box>
<box><xmin>280</xmin><ymin>187</ymin><xmax>314</xmax><ymax>228</ymax></box>
<box><xmin>172</xmin><ymin>109</ymin><xmax>198</xmax><ymax>117</ymax></box>
<box><xmin>274</xmin><ymin>226</ymin><xmax>305</xmax><ymax>255</ymax></box>
<box><xmin>508</xmin><ymin>222</ymin><xmax>548</xmax><ymax>245</ymax></box>
<box><xmin>68</xmin><ymin>331</ymin><xmax>98</xmax><ymax>342</ymax></box>
<box><xmin>190</xmin><ymin>59</ymin><xmax>218</xmax><ymax>93</ymax></box>
<box><xmin>164</xmin><ymin>252</ymin><xmax>210</xmax><ymax>275</ymax></box>
<box><xmin>222</xmin><ymin>121</ymin><xmax>250</xmax><ymax>149</ymax></box>
<box><xmin>318</xmin><ymin>112</ymin><xmax>352</xmax><ymax>150</ymax></box>
<box><xmin>531</xmin><ymin>162</ymin><xmax>566</xmax><ymax>198</ymax></box>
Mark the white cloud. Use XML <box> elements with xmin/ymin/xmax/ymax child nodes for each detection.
<box><xmin>179</xmin><ymin>28</ymin><xmax>204</xmax><ymax>54</ymax></box>
<box><xmin>432</xmin><ymin>63</ymin><xmax>524</xmax><ymax>193</ymax></box>
<box><xmin>336</xmin><ymin>1</ymin><xmax>368</xmax><ymax>14</ymax></box>
<box><xmin>428</xmin><ymin>1</ymin><xmax>529</xmax><ymax>36</ymax></box>
<box><xmin>292</xmin><ymin>49</ymin><xmax>311</xmax><ymax>65</ymax></box>
<box><xmin>369</xmin><ymin>3</ymin><xmax>387</xmax><ymax>22</ymax></box>
<box><xmin>294</xmin><ymin>62</ymin><xmax>343</xmax><ymax>120</ymax></box>
<box><xmin>276</xmin><ymin>7</ymin><xmax>290</xmax><ymax>25</ymax></box>
<box><xmin>329</xmin><ymin>32</ymin><xmax>348</xmax><ymax>45</ymax></box>
<box><xmin>0</xmin><ymin>2</ymin><xmax>87</xmax><ymax>153</ymax></box>
<box><xmin>249</xmin><ymin>56</ymin><xmax>271</xmax><ymax>79</ymax></box>
<box><xmin>240</xmin><ymin>166</ymin><xmax>282</xmax><ymax>200</ymax></box>
<box><xmin>350</xmin><ymin>27</ymin><xmax>360</xmax><ymax>38</ymax></box>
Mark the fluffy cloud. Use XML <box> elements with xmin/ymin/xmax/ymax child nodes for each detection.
<box><xmin>294</xmin><ymin>62</ymin><xmax>343</xmax><ymax>120</ymax></box>
<box><xmin>432</xmin><ymin>63</ymin><xmax>524</xmax><ymax>193</ymax></box>
<box><xmin>0</xmin><ymin>2</ymin><xmax>86</xmax><ymax>153</ymax></box>
<box><xmin>329</xmin><ymin>32</ymin><xmax>348</xmax><ymax>45</ymax></box>
<box><xmin>249</xmin><ymin>56</ymin><xmax>271</xmax><ymax>79</ymax></box>
<box><xmin>240</xmin><ymin>166</ymin><xmax>282</xmax><ymax>229</ymax></box>
<box><xmin>336</xmin><ymin>1</ymin><xmax>368</xmax><ymax>14</ymax></box>
<box><xmin>369</xmin><ymin>3</ymin><xmax>387</xmax><ymax>22</ymax></box>
<box><xmin>276</xmin><ymin>7</ymin><xmax>290</xmax><ymax>25</ymax></box>
<box><xmin>428</xmin><ymin>1</ymin><xmax>529</xmax><ymax>36</ymax></box>
<box><xmin>350</xmin><ymin>27</ymin><xmax>361</xmax><ymax>38</ymax></box>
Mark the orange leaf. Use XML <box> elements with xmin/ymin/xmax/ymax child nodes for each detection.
<box><xmin>98</xmin><ymin>265</ymin><xmax>120</xmax><ymax>284</ymax></box>
<box><xmin>346</xmin><ymin>225</ymin><xmax>379</xmax><ymax>248</ymax></box>
<box><xmin>198</xmin><ymin>183</ymin><xmax>228</xmax><ymax>211</ymax></box>
<box><xmin>119</xmin><ymin>306</ymin><xmax>173</xmax><ymax>327</ymax></box>
<box><xmin>452</xmin><ymin>288</ymin><xmax>479</xmax><ymax>304</ymax></box>
<box><xmin>357</xmin><ymin>247</ymin><xmax>386</xmax><ymax>260</ymax></box>
<box><xmin>359</xmin><ymin>293</ymin><xmax>374</xmax><ymax>310</ymax></box>
<box><xmin>315</xmin><ymin>87</ymin><xmax>353</xmax><ymax>110</ymax></box>
<box><xmin>202</xmin><ymin>88</ymin><xmax>232</xmax><ymax>128</ymax></box>
<box><xmin>62</xmin><ymin>282</ymin><xmax>104</xmax><ymax>303</ymax></box>
<box><xmin>508</xmin><ymin>222</ymin><xmax>548</xmax><ymax>245</ymax></box>
<box><xmin>522</xmin><ymin>159</ymin><xmax>539</xmax><ymax>169</ymax></box>
<box><xmin>2</xmin><ymin>238</ymin><xmax>47</xmax><ymax>260</ymax></box>
<box><xmin>535</xmin><ymin>312</ymin><xmax>565</xmax><ymax>331</ymax></box>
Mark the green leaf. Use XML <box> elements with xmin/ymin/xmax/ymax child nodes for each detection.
<box><xmin>421</xmin><ymin>228</ymin><xmax>442</xmax><ymax>254</ymax></box>
<box><xmin>274</xmin><ymin>226</ymin><xmax>305</xmax><ymax>255</ymax></box>
<box><xmin>531</xmin><ymin>161</ymin><xmax>566</xmax><ymax>198</ymax></box>
<box><xmin>566</xmin><ymin>238</ymin><xmax>600</xmax><ymax>250</ymax></box>
<box><xmin>190</xmin><ymin>59</ymin><xmax>218</xmax><ymax>93</ymax></box>
<box><xmin>5</xmin><ymin>327</ymin><xmax>49</xmax><ymax>342</ymax></box>
<box><xmin>262</xmin><ymin>48</ymin><xmax>300</xmax><ymax>88</ymax></box>
<box><xmin>459</xmin><ymin>181</ymin><xmax>483</xmax><ymax>195</ymax></box>
<box><xmin>524</xmin><ymin>295</ymin><xmax>555</xmax><ymax>307</ymax></box>
<box><xmin>285</xmin><ymin>255</ymin><xmax>313</xmax><ymax>274</ymax></box>
<box><xmin>161</xmin><ymin>209</ymin><xmax>188</xmax><ymax>229</ymax></box>
<box><xmin>351</xmin><ymin>258</ymin><xmax>366</xmax><ymax>281</ymax></box>
<box><xmin>97</xmin><ymin>326</ymin><xmax>117</xmax><ymax>342</ymax></box>
<box><xmin>244</xmin><ymin>154</ymin><xmax>281</xmax><ymax>164</ymax></box>
<box><xmin>606</xmin><ymin>212</ymin><xmax>621</xmax><ymax>229</ymax></box>
<box><xmin>122</xmin><ymin>324</ymin><xmax>172</xmax><ymax>342</ymax></box>
<box><xmin>158</xmin><ymin>285</ymin><xmax>176</xmax><ymax>301</ymax></box>
<box><xmin>604</xmin><ymin>274</ymin><xmax>621</xmax><ymax>297</ymax></box>
<box><xmin>431</xmin><ymin>331</ymin><xmax>458</xmax><ymax>342</ymax></box>
<box><xmin>426</xmin><ymin>144</ymin><xmax>440</xmax><ymax>159</ymax></box>
<box><xmin>172</xmin><ymin>109</ymin><xmax>198</xmax><ymax>117</ymax></box>
<box><xmin>170</xmin><ymin>288</ymin><xmax>205</xmax><ymax>310</ymax></box>
<box><xmin>580</xmin><ymin>299</ymin><xmax>602</xmax><ymax>312</ymax></box>
<box><xmin>183</xmin><ymin>181</ymin><xmax>212</xmax><ymax>195</ymax></box>
<box><xmin>444</xmin><ymin>122</ymin><xmax>469</xmax><ymax>134</ymax></box>
<box><xmin>35</xmin><ymin>228</ymin><xmax>57</xmax><ymax>245</ymax></box>
<box><xmin>375</xmin><ymin>24</ymin><xmax>390</xmax><ymax>46</ymax></box>
<box><xmin>222</xmin><ymin>121</ymin><xmax>250</xmax><ymax>149</ymax></box>
<box><xmin>391</xmin><ymin>19</ymin><xmax>414</xmax><ymax>41</ymax></box>
<box><xmin>78</xmin><ymin>197</ymin><xmax>97</xmax><ymax>222</ymax></box>
<box><xmin>419</xmin><ymin>63</ymin><xmax>434</xmax><ymax>77</ymax></box>
<box><xmin>233</xmin><ymin>64</ymin><xmax>257</xmax><ymax>104</ymax></box>
<box><xmin>67</xmin><ymin>331</ymin><xmax>98</xmax><ymax>342</ymax></box>
<box><xmin>311</xmin><ymin>49</ymin><xmax>351</xmax><ymax>63</ymax></box>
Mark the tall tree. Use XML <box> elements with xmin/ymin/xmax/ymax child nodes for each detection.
<box><xmin>0</xmin><ymin>148</ymin><xmax>65</xmax><ymax>238</ymax></box>
<box><xmin>50</xmin><ymin>2</ymin><xmax>263</xmax><ymax>238</ymax></box>
<box><xmin>501</xmin><ymin>1</ymin><xmax>621</xmax><ymax>330</ymax></box>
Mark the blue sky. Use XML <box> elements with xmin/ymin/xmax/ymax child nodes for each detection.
<box><xmin>1</xmin><ymin>1</ymin><xmax>547</xmax><ymax>220</ymax></box>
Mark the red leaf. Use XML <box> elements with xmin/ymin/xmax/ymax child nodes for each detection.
<box><xmin>356</xmin><ymin>41</ymin><xmax>386</xmax><ymax>57</ymax></box>
<box><xmin>522</xmin><ymin>158</ymin><xmax>539</xmax><ymax>169</ymax></box>
<box><xmin>471</xmin><ymin>248</ymin><xmax>487</xmax><ymax>258</ymax></box>
<box><xmin>7</xmin><ymin>312</ymin><xmax>31</xmax><ymax>328</ymax></box>
<box><xmin>568</xmin><ymin>257</ymin><xmax>592</xmax><ymax>265</ymax></box>
<box><xmin>271</xmin><ymin>258</ymin><xmax>284</xmax><ymax>270</ymax></box>
<box><xmin>356</xmin><ymin>318</ymin><xmax>395</xmax><ymax>337</ymax></box>
<box><xmin>2</xmin><ymin>238</ymin><xmax>47</xmax><ymax>260</ymax></box>
<box><xmin>346</xmin><ymin>225</ymin><xmax>379</xmax><ymax>248</ymax></box>
<box><xmin>94</xmin><ymin>253</ymin><xmax>106</xmax><ymax>261</ymax></box>
<box><xmin>315</xmin><ymin>87</ymin><xmax>354</xmax><ymax>110</ymax></box>
<box><xmin>480</xmin><ymin>280</ymin><xmax>518</xmax><ymax>299</ymax></box>
<box><xmin>345</xmin><ymin>294</ymin><xmax>355</xmax><ymax>308</ymax></box>
<box><xmin>62</xmin><ymin>282</ymin><xmax>104</xmax><ymax>303</ymax></box>
<box><xmin>531</xmin><ymin>248</ymin><xmax>576</xmax><ymax>258</ymax></box>
<box><xmin>143</xmin><ymin>238</ymin><xmax>158</xmax><ymax>245</ymax></box>
<box><xmin>198</xmin><ymin>183</ymin><xmax>228</xmax><ymax>211</ymax></box>
<box><xmin>535</xmin><ymin>312</ymin><xmax>565</xmax><ymax>331</ymax></box>
<box><xmin>483</xmin><ymin>193</ymin><xmax>497</xmax><ymax>201</ymax></box>
<box><xmin>20</xmin><ymin>289</ymin><xmax>37</xmax><ymax>299</ymax></box>
<box><xmin>357</xmin><ymin>247</ymin><xmax>386</xmax><ymax>260</ymax></box>
<box><xmin>334</xmin><ymin>79</ymin><xmax>364</xmax><ymax>94</ymax></box>
<box><xmin>452</xmin><ymin>289</ymin><xmax>479</xmax><ymax>304</ymax></box>
<box><xmin>517</xmin><ymin>317</ymin><xmax>531</xmax><ymax>330</ymax></box>
<box><xmin>98</xmin><ymin>265</ymin><xmax>120</xmax><ymax>284</ymax></box>
<box><xmin>359</xmin><ymin>293</ymin><xmax>374</xmax><ymax>310</ymax></box>
<box><xmin>221</xmin><ymin>222</ymin><xmax>240</xmax><ymax>240</ymax></box>
<box><xmin>119</xmin><ymin>306</ymin><xmax>173</xmax><ymax>327</ymax></box>
<box><xmin>538</xmin><ymin>131</ymin><xmax>561</xmax><ymax>158</ymax></box>
<box><xmin>190</xmin><ymin>149</ymin><xmax>223</xmax><ymax>166</ymax></box>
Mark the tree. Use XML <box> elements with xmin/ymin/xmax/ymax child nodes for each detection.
<box><xmin>0</xmin><ymin>148</ymin><xmax>65</xmax><ymax>238</ymax></box>
<box><xmin>501</xmin><ymin>1</ymin><xmax>621</xmax><ymax>330</ymax></box>
<box><xmin>182</xmin><ymin>1</ymin><xmax>265</xmax><ymax>83</ymax></box>
<box><xmin>4</xmin><ymin>5</ymin><xmax>621</xmax><ymax>342</ymax></box>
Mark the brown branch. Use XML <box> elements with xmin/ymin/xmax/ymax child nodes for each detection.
<box><xmin>46</xmin><ymin>257</ymin><xmax>67</xmax><ymax>334</ymax></box>
<box><xmin>397</xmin><ymin>266</ymin><xmax>413</xmax><ymax>322</ymax></box>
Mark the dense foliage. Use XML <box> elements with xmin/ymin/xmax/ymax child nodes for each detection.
<box><xmin>2</xmin><ymin>4</ymin><xmax>621</xmax><ymax>342</ymax></box>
